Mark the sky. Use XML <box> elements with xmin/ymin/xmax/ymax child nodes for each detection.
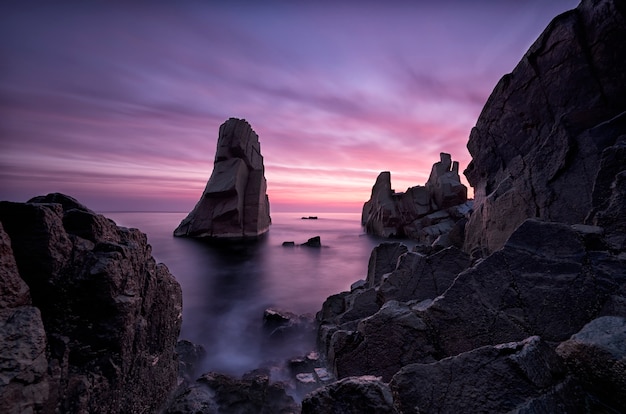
<box><xmin>0</xmin><ymin>1</ymin><xmax>579</xmax><ymax>213</ymax></box>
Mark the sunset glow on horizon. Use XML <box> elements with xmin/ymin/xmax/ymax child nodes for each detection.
<box><xmin>0</xmin><ymin>1</ymin><xmax>578</xmax><ymax>213</ymax></box>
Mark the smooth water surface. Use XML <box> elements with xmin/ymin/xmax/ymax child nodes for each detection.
<box><xmin>107</xmin><ymin>212</ymin><xmax>395</xmax><ymax>376</ymax></box>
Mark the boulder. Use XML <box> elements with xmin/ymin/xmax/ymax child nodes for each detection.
<box><xmin>0</xmin><ymin>193</ymin><xmax>183</xmax><ymax>413</ymax></box>
<box><xmin>556</xmin><ymin>316</ymin><xmax>626</xmax><ymax>411</ymax></box>
<box><xmin>365</xmin><ymin>242</ymin><xmax>407</xmax><ymax>288</ymax></box>
<box><xmin>301</xmin><ymin>376</ymin><xmax>395</xmax><ymax>414</ymax></box>
<box><xmin>165</xmin><ymin>371</ymin><xmax>298</xmax><ymax>414</ymax></box>
<box><xmin>362</xmin><ymin>153</ymin><xmax>469</xmax><ymax>243</ymax></box>
<box><xmin>377</xmin><ymin>246</ymin><xmax>469</xmax><ymax>304</ymax></box>
<box><xmin>390</xmin><ymin>336</ymin><xmax>583</xmax><ymax>413</ymax></box>
<box><xmin>463</xmin><ymin>0</ymin><xmax>626</xmax><ymax>256</ymax></box>
<box><xmin>174</xmin><ymin>118</ymin><xmax>271</xmax><ymax>239</ymax></box>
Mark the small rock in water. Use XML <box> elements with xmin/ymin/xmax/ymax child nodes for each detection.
<box><xmin>302</xmin><ymin>236</ymin><xmax>321</xmax><ymax>247</ymax></box>
<box><xmin>282</xmin><ymin>241</ymin><xmax>295</xmax><ymax>247</ymax></box>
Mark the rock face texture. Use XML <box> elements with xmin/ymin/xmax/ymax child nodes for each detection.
<box><xmin>391</xmin><ymin>336</ymin><xmax>582</xmax><ymax>413</ymax></box>
<box><xmin>361</xmin><ymin>153</ymin><xmax>470</xmax><ymax>246</ymax></box>
<box><xmin>0</xmin><ymin>193</ymin><xmax>182</xmax><ymax>413</ymax></box>
<box><xmin>174</xmin><ymin>118</ymin><xmax>271</xmax><ymax>239</ymax></box>
<box><xmin>313</xmin><ymin>1</ymin><xmax>626</xmax><ymax>412</ymax></box>
<box><xmin>464</xmin><ymin>0</ymin><xmax>626</xmax><ymax>257</ymax></box>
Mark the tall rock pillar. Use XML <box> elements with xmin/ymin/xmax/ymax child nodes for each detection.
<box><xmin>174</xmin><ymin>118</ymin><xmax>271</xmax><ymax>239</ymax></box>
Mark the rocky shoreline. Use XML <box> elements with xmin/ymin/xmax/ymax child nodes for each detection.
<box><xmin>1</xmin><ymin>0</ymin><xmax>625</xmax><ymax>412</ymax></box>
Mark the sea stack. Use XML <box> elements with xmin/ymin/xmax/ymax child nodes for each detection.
<box><xmin>174</xmin><ymin>118</ymin><xmax>271</xmax><ymax>239</ymax></box>
<box><xmin>361</xmin><ymin>152</ymin><xmax>470</xmax><ymax>245</ymax></box>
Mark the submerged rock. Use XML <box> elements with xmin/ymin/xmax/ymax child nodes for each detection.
<box><xmin>174</xmin><ymin>118</ymin><xmax>271</xmax><ymax>239</ymax></box>
<box><xmin>0</xmin><ymin>193</ymin><xmax>182</xmax><ymax>413</ymax></box>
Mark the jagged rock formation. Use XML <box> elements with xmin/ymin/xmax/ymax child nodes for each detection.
<box><xmin>0</xmin><ymin>193</ymin><xmax>182</xmax><ymax>413</ymax></box>
<box><xmin>463</xmin><ymin>0</ymin><xmax>626</xmax><ymax>257</ymax></box>
<box><xmin>174</xmin><ymin>118</ymin><xmax>271</xmax><ymax>239</ymax></box>
<box><xmin>313</xmin><ymin>1</ymin><xmax>626</xmax><ymax>412</ymax></box>
<box><xmin>361</xmin><ymin>153</ymin><xmax>470</xmax><ymax>246</ymax></box>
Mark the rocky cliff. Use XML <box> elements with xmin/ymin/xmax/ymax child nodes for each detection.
<box><xmin>361</xmin><ymin>153</ymin><xmax>470</xmax><ymax>246</ymax></box>
<box><xmin>309</xmin><ymin>0</ymin><xmax>626</xmax><ymax>412</ymax></box>
<box><xmin>464</xmin><ymin>0</ymin><xmax>626</xmax><ymax>257</ymax></box>
<box><xmin>174</xmin><ymin>118</ymin><xmax>271</xmax><ymax>239</ymax></box>
<box><xmin>0</xmin><ymin>193</ymin><xmax>182</xmax><ymax>413</ymax></box>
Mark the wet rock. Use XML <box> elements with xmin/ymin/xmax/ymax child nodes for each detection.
<box><xmin>176</xmin><ymin>340</ymin><xmax>206</xmax><ymax>384</ymax></box>
<box><xmin>301</xmin><ymin>375</ymin><xmax>395</xmax><ymax>414</ymax></box>
<box><xmin>166</xmin><ymin>371</ymin><xmax>298</xmax><ymax>414</ymax></box>
<box><xmin>302</xmin><ymin>236</ymin><xmax>321</xmax><ymax>247</ymax></box>
<box><xmin>174</xmin><ymin>118</ymin><xmax>271</xmax><ymax>239</ymax></box>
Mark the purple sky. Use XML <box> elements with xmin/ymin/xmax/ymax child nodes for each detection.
<box><xmin>0</xmin><ymin>1</ymin><xmax>578</xmax><ymax>212</ymax></box>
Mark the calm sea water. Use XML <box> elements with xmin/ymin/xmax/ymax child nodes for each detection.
<box><xmin>106</xmin><ymin>211</ymin><xmax>396</xmax><ymax>376</ymax></box>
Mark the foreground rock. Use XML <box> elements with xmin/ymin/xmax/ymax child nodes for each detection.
<box><xmin>463</xmin><ymin>0</ymin><xmax>626</xmax><ymax>257</ymax></box>
<box><xmin>324</xmin><ymin>220</ymin><xmax>625</xmax><ymax>381</ymax></box>
<box><xmin>174</xmin><ymin>118</ymin><xmax>271</xmax><ymax>239</ymax></box>
<box><xmin>0</xmin><ymin>193</ymin><xmax>182</xmax><ymax>413</ymax></box>
<box><xmin>390</xmin><ymin>336</ymin><xmax>582</xmax><ymax>413</ymax></box>
<box><xmin>165</xmin><ymin>370</ymin><xmax>298</xmax><ymax>414</ymax></box>
<box><xmin>556</xmin><ymin>316</ymin><xmax>626</xmax><ymax>410</ymax></box>
<box><xmin>301</xmin><ymin>376</ymin><xmax>394</xmax><ymax>414</ymax></box>
<box><xmin>361</xmin><ymin>152</ymin><xmax>471</xmax><ymax>245</ymax></box>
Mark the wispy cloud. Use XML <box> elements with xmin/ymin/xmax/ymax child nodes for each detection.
<box><xmin>0</xmin><ymin>1</ymin><xmax>578</xmax><ymax>212</ymax></box>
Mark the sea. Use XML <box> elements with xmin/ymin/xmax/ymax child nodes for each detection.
<box><xmin>106</xmin><ymin>211</ymin><xmax>405</xmax><ymax>377</ymax></box>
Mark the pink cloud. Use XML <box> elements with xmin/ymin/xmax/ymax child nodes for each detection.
<box><xmin>0</xmin><ymin>1</ymin><xmax>577</xmax><ymax>212</ymax></box>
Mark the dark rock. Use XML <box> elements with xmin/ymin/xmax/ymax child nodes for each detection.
<box><xmin>378</xmin><ymin>246</ymin><xmax>469</xmax><ymax>304</ymax></box>
<box><xmin>282</xmin><ymin>241</ymin><xmax>295</xmax><ymax>247</ymax></box>
<box><xmin>0</xmin><ymin>193</ymin><xmax>183</xmax><ymax>413</ymax></box>
<box><xmin>302</xmin><ymin>236</ymin><xmax>321</xmax><ymax>247</ymax></box>
<box><xmin>263</xmin><ymin>308</ymin><xmax>315</xmax><ymax>344</ymax></box>
<box><xmin>365</xmin><ymin>242</ymin><xmax>407</xmax><ymax>288</ymax></box>
<box><xmin>165</xmin><ymin>371</ymin><xmax>298</xmax><ymax>414</ymax></box>
<box><xmin>0</xmin><ymin>223</ymin><xmax>30</xmax><ymax>308</ymax></box>
<box><xmin>176</xmin><ymin>340</ymin><xmax>206</xmax><ymax>383</ymax></box>
<box><xmin>463</xmin><ymin>0</ymin><xmax>626</xmax><ymax>256</ymax></box>
<box><xmin>328</xmin><ymin>219</ymin><xmax>626</xmax><ymax>381</ymax></box>
<box><xmin>0</xmin><ymin>306</ymin><xmax>49</xmax><ymax>414</ymax></box>
<box><xmin>328</xmin><ymin>300</ymin><xmax>436</xmax><ymax>381</ymax></box>
<box><xmin>556</xmin><ymin>316</ymin><xmax>626</xmax><ymax>411</ymax></box>
<box><xmin>301</xmin><ymin>375</ymin><xmax>395</xmax><ymax>414</ymax></box>
<box><xmin>362</xmin><ymin>153</ymin><xmax>470</xmax><ymax>244</ymax></box>
<box><xmin>425</xmin><ymin>152</ymin><xmax>468</xmax><ymax>208</ymax></box>
<box><xmin>390</xmin><ymin>336</ymin><xmax>583</xmax><ymax>413</ymax></box>
<box><xmin>174</xmin><ymin>118</ymin><xmax>271</xmax><ymax>239</ymax></box>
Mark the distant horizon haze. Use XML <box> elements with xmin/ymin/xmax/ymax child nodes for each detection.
<box><xmin>0</xmin><ymin>1</ymin><xmax>578</xmax><ymax>213</ymax></box>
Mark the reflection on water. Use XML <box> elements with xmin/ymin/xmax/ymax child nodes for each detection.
<box><xmin>106</xmin><ymin>212</ymin><xmax>393</xmax><ymax>376</ymax></box>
